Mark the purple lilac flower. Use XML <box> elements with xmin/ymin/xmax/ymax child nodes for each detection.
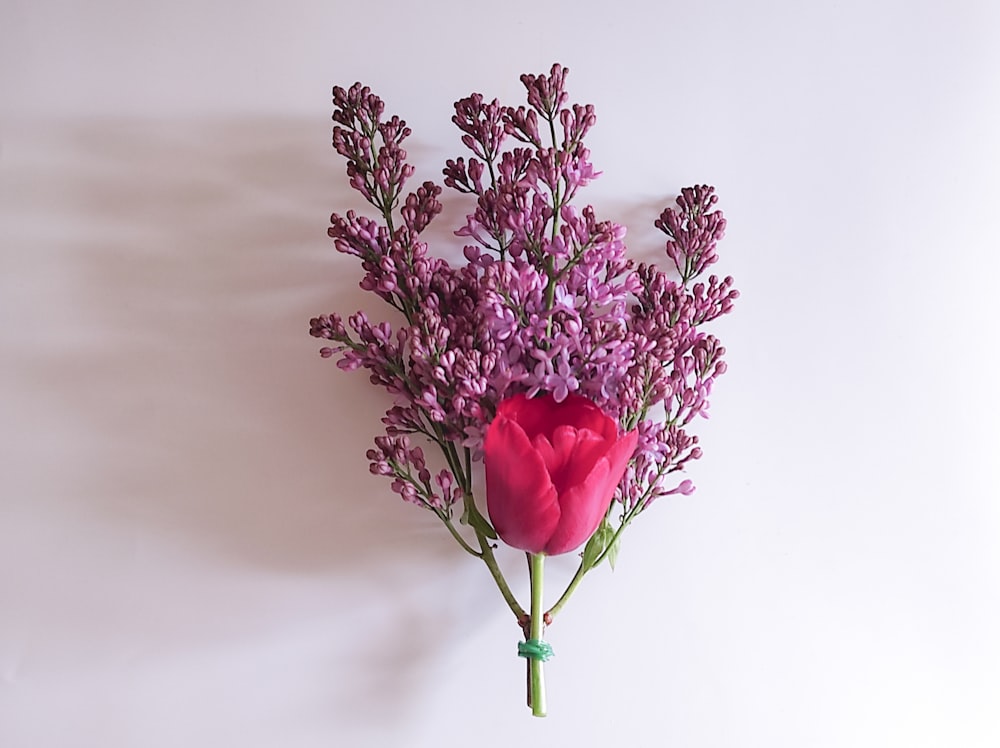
<box><xmin>312</xmin><ymin>64</ymin><xmax>738</xmax><ymax>529</ymax></box>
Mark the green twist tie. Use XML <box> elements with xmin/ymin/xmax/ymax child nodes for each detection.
<box><xmin>518</xmin><ymin>638</ymin><xmax>554</xmax><ymax>662</ymax></box>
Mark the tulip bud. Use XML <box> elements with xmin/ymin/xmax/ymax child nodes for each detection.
<box><xmin>484</xmin><ymin>393</ymin><xmax>637</xmax><ymax>555</ymax></box>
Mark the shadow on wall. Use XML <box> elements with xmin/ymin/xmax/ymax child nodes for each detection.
<box><xmin>3</xmin><ymin>117</ymin><xmax>696</xmax><ymax>727</ymax></box>
<box><xmin>1</xmin><ymin>116</ymin><xmax>511</xmax><ymax>722</ymax></box>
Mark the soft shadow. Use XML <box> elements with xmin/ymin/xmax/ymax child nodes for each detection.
<box><xmin>2</xmin><ymin>116</ymin><xmax>511</xmax><ymax>721</ymax></box>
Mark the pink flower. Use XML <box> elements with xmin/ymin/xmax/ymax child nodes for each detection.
<box><xmin>484</xmin><ymin>393</ymin><xmax>638</xmax><ymax>555</ymax></box>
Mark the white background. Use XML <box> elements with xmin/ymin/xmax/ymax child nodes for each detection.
<box><xmin>2</xmin><ymin>1</ymin><xmax>999</xmax><ymax>746</ymax></box>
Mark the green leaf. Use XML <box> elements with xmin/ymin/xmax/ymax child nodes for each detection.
<box><xmin>461</xmin><ymin>502</ymin><xmax>498</xmax><ymax>540</ymax></box>
<box><xmin>606</xmin><ymin>535</ymin><xmax>622</xmax><ymax>571</ymax></box>
<box><xmin>582</xmin><ymin>518</ymin><xmax>614</xmax><ymax>571</ymax></box>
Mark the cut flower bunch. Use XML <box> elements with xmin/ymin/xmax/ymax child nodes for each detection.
<box><xmin>310</xmin><ymin>64</ymin><xmax>738</xmax><ymax>717</ymax></box>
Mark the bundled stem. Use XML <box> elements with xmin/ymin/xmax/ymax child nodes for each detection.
<box><xmin>527</xmin><ymin>553</ymin><xmax>548</xmax><ymax>717</ymax></box>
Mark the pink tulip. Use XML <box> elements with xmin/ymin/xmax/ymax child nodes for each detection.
<box><xmin>484</xmin><ymin>393</ymin><xmax>638</xmax><ymax>555</ymax></box>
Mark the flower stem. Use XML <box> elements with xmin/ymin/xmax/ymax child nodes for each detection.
<box><xmin>479</xmin><ymin>533</ymin><xmax>526</xmax><ymax>621</ymax></box>
<box><xmin>527</xmin><ymin>552</ymin><xmax>547</xmax><ymax>717</ymax></box>
<box><xmin>440</xmin><ymin>440</ymin><xmax>526</xmax><ymax>622</ymax></box>
<box><xmin>545</xmin><ymin>560</ymin><xmax>586</xmax><ymax>621</ymax></box>
<box><xmin>440</xmin><ymin>515</ymin><xmax>481</xmax><ymax>557</ymax></box>
<box><xmin>546</xmin><ymin>499</ymin><xmax>646</xmax><ymax>621</ymax></box>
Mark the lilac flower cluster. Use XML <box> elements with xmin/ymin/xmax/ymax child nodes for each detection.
<box><xmin>311</xmin><ymin>64</ymin><xmax>738</xmax><ymax>532</ymax></box>
<box><xmin>366</xmin><ymin>435</ymin><xmax>462</xmax><ymax>514</ymax></box>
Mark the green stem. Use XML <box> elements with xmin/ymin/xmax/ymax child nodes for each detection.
<box><xmin>547</xmin><ymin>501</ymin><xmax>643</xmax><ymax>620</ymax></box>
<box><xmin>545</xmin><ymin>560</ymin><xmax>586</xmax><ymax>621</ymax></box>
<box><xmin>435</xmin><ymin>433</ymin><xmax>525</xmax><ymax>621</ymax></box>
<box><xmin>440</xmin><ymin>515</ymin><xmax>481</xmax><ymax>557</ymax></box>
<box><xmin>528</xmin><ymin>552</ymin><xmax>547</xmax><ymax>717</ymax></box>
<box><xmin>478</xmin><ymin>527</ymin><xmax>527</xmax><ymax>621</ymax></box>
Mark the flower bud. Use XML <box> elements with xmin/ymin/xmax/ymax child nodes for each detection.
<box><xmin>484</xmin><ymin>393</ymin><xmax>637</xmax><ymax>555</ymax></box>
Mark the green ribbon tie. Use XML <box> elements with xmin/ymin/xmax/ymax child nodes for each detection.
<box><xmin>518</xmin><ymin>638</ymin><xmax>554</xmax><ymax>662</ymax></box>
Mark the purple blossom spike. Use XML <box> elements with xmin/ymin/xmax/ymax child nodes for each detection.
<box><xmin>315</xmin><ymin>63</ymin><xmax>737</xmax><ymax>559</ymax></box>
<box><xmin>520</xmin><ymin>63</ymin><xmax>570</xmax><ymax>121</ymax></box>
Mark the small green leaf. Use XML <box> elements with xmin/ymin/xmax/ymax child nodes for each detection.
<box><xmin>606</xmin><ymin>535</ymin><xmax>622</xmax><ymax>571</ymax></box>
<box><xmin>581</xmin><ymin>535</ymin><xmax>602</xmax><ymax>570</ymax></box>
<box><xmin>582</xmin><ymin>518</ymin><xmax>614</xmax><ymax>570</ymax></box>
<box><xmin>461</xmin><ymin>502</ymin><xmax>498</xmax><ymax>540</ymax></box>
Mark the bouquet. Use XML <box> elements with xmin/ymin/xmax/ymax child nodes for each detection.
<box><xmin>310</xmin><ymin>64</ymin><xmax>738</xmax><ymax>716</ymax></box>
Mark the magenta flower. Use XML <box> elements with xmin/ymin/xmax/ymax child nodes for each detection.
<box><xmin>484</xmin><ymin>393</ymin><xmax>638</xmax><ymax>555</ymax></box>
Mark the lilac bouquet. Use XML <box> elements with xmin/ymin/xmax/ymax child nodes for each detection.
<box><xmin>310</xmin><ymin>64</ymin><xmax>738</xmax><ymax>716</ymax></box>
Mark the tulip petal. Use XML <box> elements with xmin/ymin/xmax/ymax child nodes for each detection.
<box><xmin>604</xmin><ymin>428</ymin><xmax>639</xmax><ymax>489</ymax></box>
<box><xmin>534</xmin><ymin>425</ymin><xmax>607</xmax><ymax>494</ymax></box>
<box><xmin>543</xmin><ymin>427</ymin><xmax>639</xmax><ymax>555</ymax></box>
<box><xmin>544</xmin><ymin>455</ymin><xmax>612</xmax><ymax>555</ymax></box>
<box><xmin>505</xmin><ymin>393</ymin><xmax>609</xmax><ymax>442</ymax></box>
<box><xmin>484</xmin><ymin>413</ymin><xmax>560</xmax><ymax>554</ymax></box>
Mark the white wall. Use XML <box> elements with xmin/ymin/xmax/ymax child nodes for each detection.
<box><xmin>2</xmin><ymin>1</ymin><xmax>999</xmax><ymax>746</ymax></box>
